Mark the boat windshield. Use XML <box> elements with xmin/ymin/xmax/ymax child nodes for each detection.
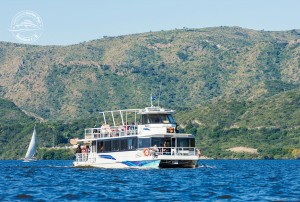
<box><xmin>177</xmin><ymin>138</ymin><xmax>195</xmax><ymax>147</ymax></box>
<box><xmin>141</xmin><ymin>114</ymin><xmax>175</xmax><ymax>124</ymax></box>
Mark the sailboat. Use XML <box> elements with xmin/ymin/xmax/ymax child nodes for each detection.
<box><xmin>23</xmin><ymin>127</ymin><xmax>37</xmax><ymax>162</ymax></box>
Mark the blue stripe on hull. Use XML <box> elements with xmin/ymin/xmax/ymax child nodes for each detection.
<box><xmin>99</xmin><ymin>155</ymin><xmax>116</xmax><ymax>160</ymax></box>
<box><xmin>121</xmin><ymin>160</ymin><xmax>160</xmax><ymax>167</ymax></box>
<box><xmin>98</xmin><ymin>154</ymin><xmax>160</xmax><ymax>168</ymax></box>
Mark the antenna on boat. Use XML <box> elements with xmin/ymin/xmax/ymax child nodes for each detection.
<box><xmin>157</xmin><ymin>81</ymin><xmax>162</xmax><ymax>107</ymax></box>
<box><xmin>150</xmin><ymin>93</ymin><xmax>154</xmax><ymax>107</ymax></box>
<box><xmin>95</xmin><ymin>112</ymin><xmax>100</xmax><ymax>127</ymax></box>
<box><xmin>150</xmin><ymin>93</ymin><xmax>157</xmax><ymax>107</ymax></box>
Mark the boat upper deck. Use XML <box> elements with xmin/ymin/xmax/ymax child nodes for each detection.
<box><xmin>81</xmin><ymin>123</ymin><xmax>193</xmax><ymax>141</ymax></box>
<box><xmin>77</xmin><ymin>106</ymin><xmax>192</xmax><ymax>142</ymax></box>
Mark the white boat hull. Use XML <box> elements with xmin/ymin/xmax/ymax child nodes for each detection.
<box><xmin>73</xmin><ymin>151</ymin><xmax>198</xmax><ymax>168</ymax></box>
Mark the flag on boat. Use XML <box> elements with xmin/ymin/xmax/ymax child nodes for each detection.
<box><xmin>151</xmin><ymin>96</ymin><xmax>156</xmax><ymax>101</ymax></box>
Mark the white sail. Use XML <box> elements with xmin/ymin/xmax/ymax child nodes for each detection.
<box><xmin>24</xmin><ymin>127</ymin><xmax>37</xmax><ymax>160</ymax></box>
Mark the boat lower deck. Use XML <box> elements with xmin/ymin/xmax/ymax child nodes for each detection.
<box><xmin>73</xmin><ymin>151</ymin><xmax>199</xmax><ymax>169</ymax></box>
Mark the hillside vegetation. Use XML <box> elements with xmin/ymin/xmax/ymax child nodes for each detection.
<box><xmin>175</xmin><ymin>88</ymin><xmax>300</xmax><ymax>159</ymax></box>
<box><xmin>1</xmin><ymin>88</ymin><xmax>300</xmax><ymax>160</ymax></box>
<box><xmin>1</xmin><ymin>27</ymin><xmax>300</xmax><ymax>120</ymax></box>
<box><xmin>1</xmin><ymin>26</ymin><xmax>300</xmax><ymax>159</ymax></box>
<box><xmin>0</xmin><ymin>98</ymin><xmax>35</xmax><ymax>159</ymax></box>
<box><xmin>0</xmin><ymin>98</ymin><xmax>97</xmax><ymax>159</ymax></box>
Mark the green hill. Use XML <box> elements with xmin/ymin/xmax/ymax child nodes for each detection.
<box><xmin>1</xmin><ymin>27</ymin><xmax>300</xmax><ymax>120</ymax></box>
<box><xmin>0</xmin><ymin>98</ymin><xmax>35</xmax><ymax>159</ymax></box>
<box><xmin>176</xmin><ymin>88</ymin><xmax>300</xmax><ymax>129</ymax></box>
<box><xmin>1</xmin><ymin>90</ymin><xmax>300</xmax><ymax>159</ymax></box>
<box><xmin>0</xmin><ymin>98</ymin><xmax>96</xmax><ymax>159</ymax></box>
<box><xmin>175</xmin><ymin>88</ymin><xmax>300</xmax><ymax>159</ymax></box>
<box><xmin>1</xmin><ymin>26</ymin><xmax>300</xmax><ymax>159</ymax></box>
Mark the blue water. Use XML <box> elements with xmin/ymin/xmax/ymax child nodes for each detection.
<box><xmin>0</xmin><ymin>160</ymin><xmax>299</xmax><ymax>201</ymax></box>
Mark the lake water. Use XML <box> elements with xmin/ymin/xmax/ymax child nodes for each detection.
<box><xmin>0</xmin><ymin>160</ymin><xmax>299</xmax><ymax>201</ymax></box>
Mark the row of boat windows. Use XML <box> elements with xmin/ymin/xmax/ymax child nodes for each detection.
<box><xmin>141</xmin><ymin>114</ymin><xmax>175</xmax><ymax>124</ymax></box>
<box><xmin>93</xmin><ymin>137</ymin><xmax>195</xmax><ymax>153</ymax></box>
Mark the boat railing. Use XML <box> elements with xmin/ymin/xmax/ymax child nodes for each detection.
<box><xmin>149</xmin><ymin>147</ymin><xmax>197</xmax><ymax>157</ymax></box>
<box><xmin>75</xmin><ymin>153</ymin><xmax>97</xmax><ymax>163</ymax></box>
<box><xmin>75</xmin><ymin>153</ymin><xmax>88</xmax><ymax>162</ymax></box>
<box><xmin>85</xmin><ymin>125</ymin><xmax>138</xmax><ymax>139</ymax></box>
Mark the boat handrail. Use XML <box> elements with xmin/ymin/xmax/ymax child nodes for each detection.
<box><xmin>75</xmin><ymin>153</ymin><xmax>88</xmax><ymax>162</ymax></box>
<box><xmin>75</xmin><ymin>153</ymin><xmax>97</xmax><ymax>163</ymax></box>
<box><xmin>85</xmin><ymin>124</ymin><xmax>138</xmax><ymax>139</ymax></box>
<box><xmin>75</xmin><ymin>147</ymin><xmax>197</xmax><ymax>163</ymax></box>
<box><xmin>148</xmin><ymin>147</ymin><xmax>197</xmax><ymax>156</ymax></box>
<box><xmin>99</xmin><ymin>109</ymin><xmax>141</xmax><ymax>114</ymax></box>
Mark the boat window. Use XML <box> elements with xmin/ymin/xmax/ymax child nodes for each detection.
<box><xmin>191</xmin><ymin>139</ymin><xmax>195</xmax><ymax>147</ymax></box>
<box><xmin>97</xmin><ymin>138</ymin><xmax>138</xmax><ymax>152</ymax></box>
<box><xmin>151</xmin><ymin>137</ymin><xmax>164</xmax><ymax>147</ymax></box>
<box><xmin>111</xmin><ymin>140</ymin><xmax>120</xmax><ymax>151</ymax></box>
<box><xmin>104</xmin><ymin>141</ymin><xmax>111</xmax><ymax>152</ymax></box>
<box><xmin>97</xmin><ymin>141</ymin><xmax>105</xmax><ymax>153</ymax></box>
<box><xmin>177</xmin><ymin>138</ymin><xmax>195</xmax><ymax>147</ymax></box>
<box><xmin>120</xmin><ymin>139</ymin><xmax>127</xmax><ymax>151</ymax></box>
<box><xmin>138</xmin><ymin>138</ymin><xmax>150</xmax><ymax>148</ymax></box>
<box><xmin>128</xmin><ymin>137</ymin><xmax>137</xmax><ymax>150</ymax></box>
<box><xmin>141</xmin><ymin>114</ymin><xmax>173</xmax><ymax>124</ymax></box>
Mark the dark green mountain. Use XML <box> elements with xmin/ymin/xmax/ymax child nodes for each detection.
<box><xmin>175</xmin><ymin>88</ymin><xmax>300</xmax><ymax>159</ymax></box>
<box><xmin>0</xmin><ymin>98</ymin><xmax>35</xmax><ymax>159</ymax></box>
<box><xmin>0</xmin><ymin>98</ymin><xmax>95</xmax><ymax>159</ymax></box>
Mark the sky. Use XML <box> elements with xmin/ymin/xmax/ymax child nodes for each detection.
<box><xmin>1</xmin><ymin>0</ymin><xmax>300</xmax><ymax>45</ymax></box>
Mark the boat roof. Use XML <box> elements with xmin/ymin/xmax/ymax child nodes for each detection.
<box><xmin>99</xmin><ymin>106</ymin><xmax>174</xmax><ymax>115</ymax></box>
<box><xmin>139</xmin><ymin>107</ymin><xmax>174</xmax><ymax>115</ymax></box>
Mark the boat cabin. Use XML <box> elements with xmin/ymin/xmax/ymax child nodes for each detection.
<box><xmin>90</xmin><ymin>135</ymin><xmax>195</xmax><ymax>153</ymax></box>
<box><xmin>78</xmin><ymin>106</ymin><xmax>195</xmax><ymax>155</ymax></box>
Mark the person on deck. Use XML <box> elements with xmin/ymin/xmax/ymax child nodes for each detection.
<box><xmin>197</xmin><ymin>148</ymin><xmax>201</xmax><ymax>158</ymax></box>
<box><xmin>101</xmin><ymin>123</ymin><xmax>111</xmax><ymax>137</ymax></box>
<box><xmin>81</xmin><ymin>145</ymin><xmax>87</xmax><ymax>153</ymax></box>
<box><xmin>76</xmin><ymin>144</ymin><xmax>82</xmax><ymax>153</ymax></box>
<box><xmin>151</xmin><ymin>144</ymin><xmax>158</xmax><ymax>157</ymax></box>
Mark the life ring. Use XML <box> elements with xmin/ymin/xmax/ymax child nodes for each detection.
<box><xmin>144</xmin><ymin>148</ymin><xmax>150</xmax><ymax>156</ymax></box>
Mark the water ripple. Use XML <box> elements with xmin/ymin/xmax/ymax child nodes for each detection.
<box><xmin>0</xmin><ymin>160</ymin><xmax>299</xmax><ymax>201</ymax></box>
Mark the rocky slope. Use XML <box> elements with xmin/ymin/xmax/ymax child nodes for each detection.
<box><xmin>1</xmin><ymin>27</ymin><xmax>300</xmax><ymax>120</ymax></box>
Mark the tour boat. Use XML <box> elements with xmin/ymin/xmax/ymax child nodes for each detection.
<box><xmin>73</xmin><ymin>106</ymin><xmax>199</xmax><ymax>168</ymax></box>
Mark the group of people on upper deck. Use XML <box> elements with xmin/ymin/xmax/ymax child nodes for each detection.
<box><xmin>76</xmin><ymin>144</ymin><xmax>90</xmax><ymax>154</ymax></box>
<box><xmin>91</xmin><ymin>122</ymin><xmax>137</xmax><ymax>137</ymax></box>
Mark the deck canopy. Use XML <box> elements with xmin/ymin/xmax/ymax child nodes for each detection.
<box><xmin>98</xmin><ymin>107</ymin><xmax>174</xmax><ymax>127</ymax></box>
<box><xmin>99</xmin><ymin>109</ymin><xmax>140</xmax><ymax>127</ymax></box>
